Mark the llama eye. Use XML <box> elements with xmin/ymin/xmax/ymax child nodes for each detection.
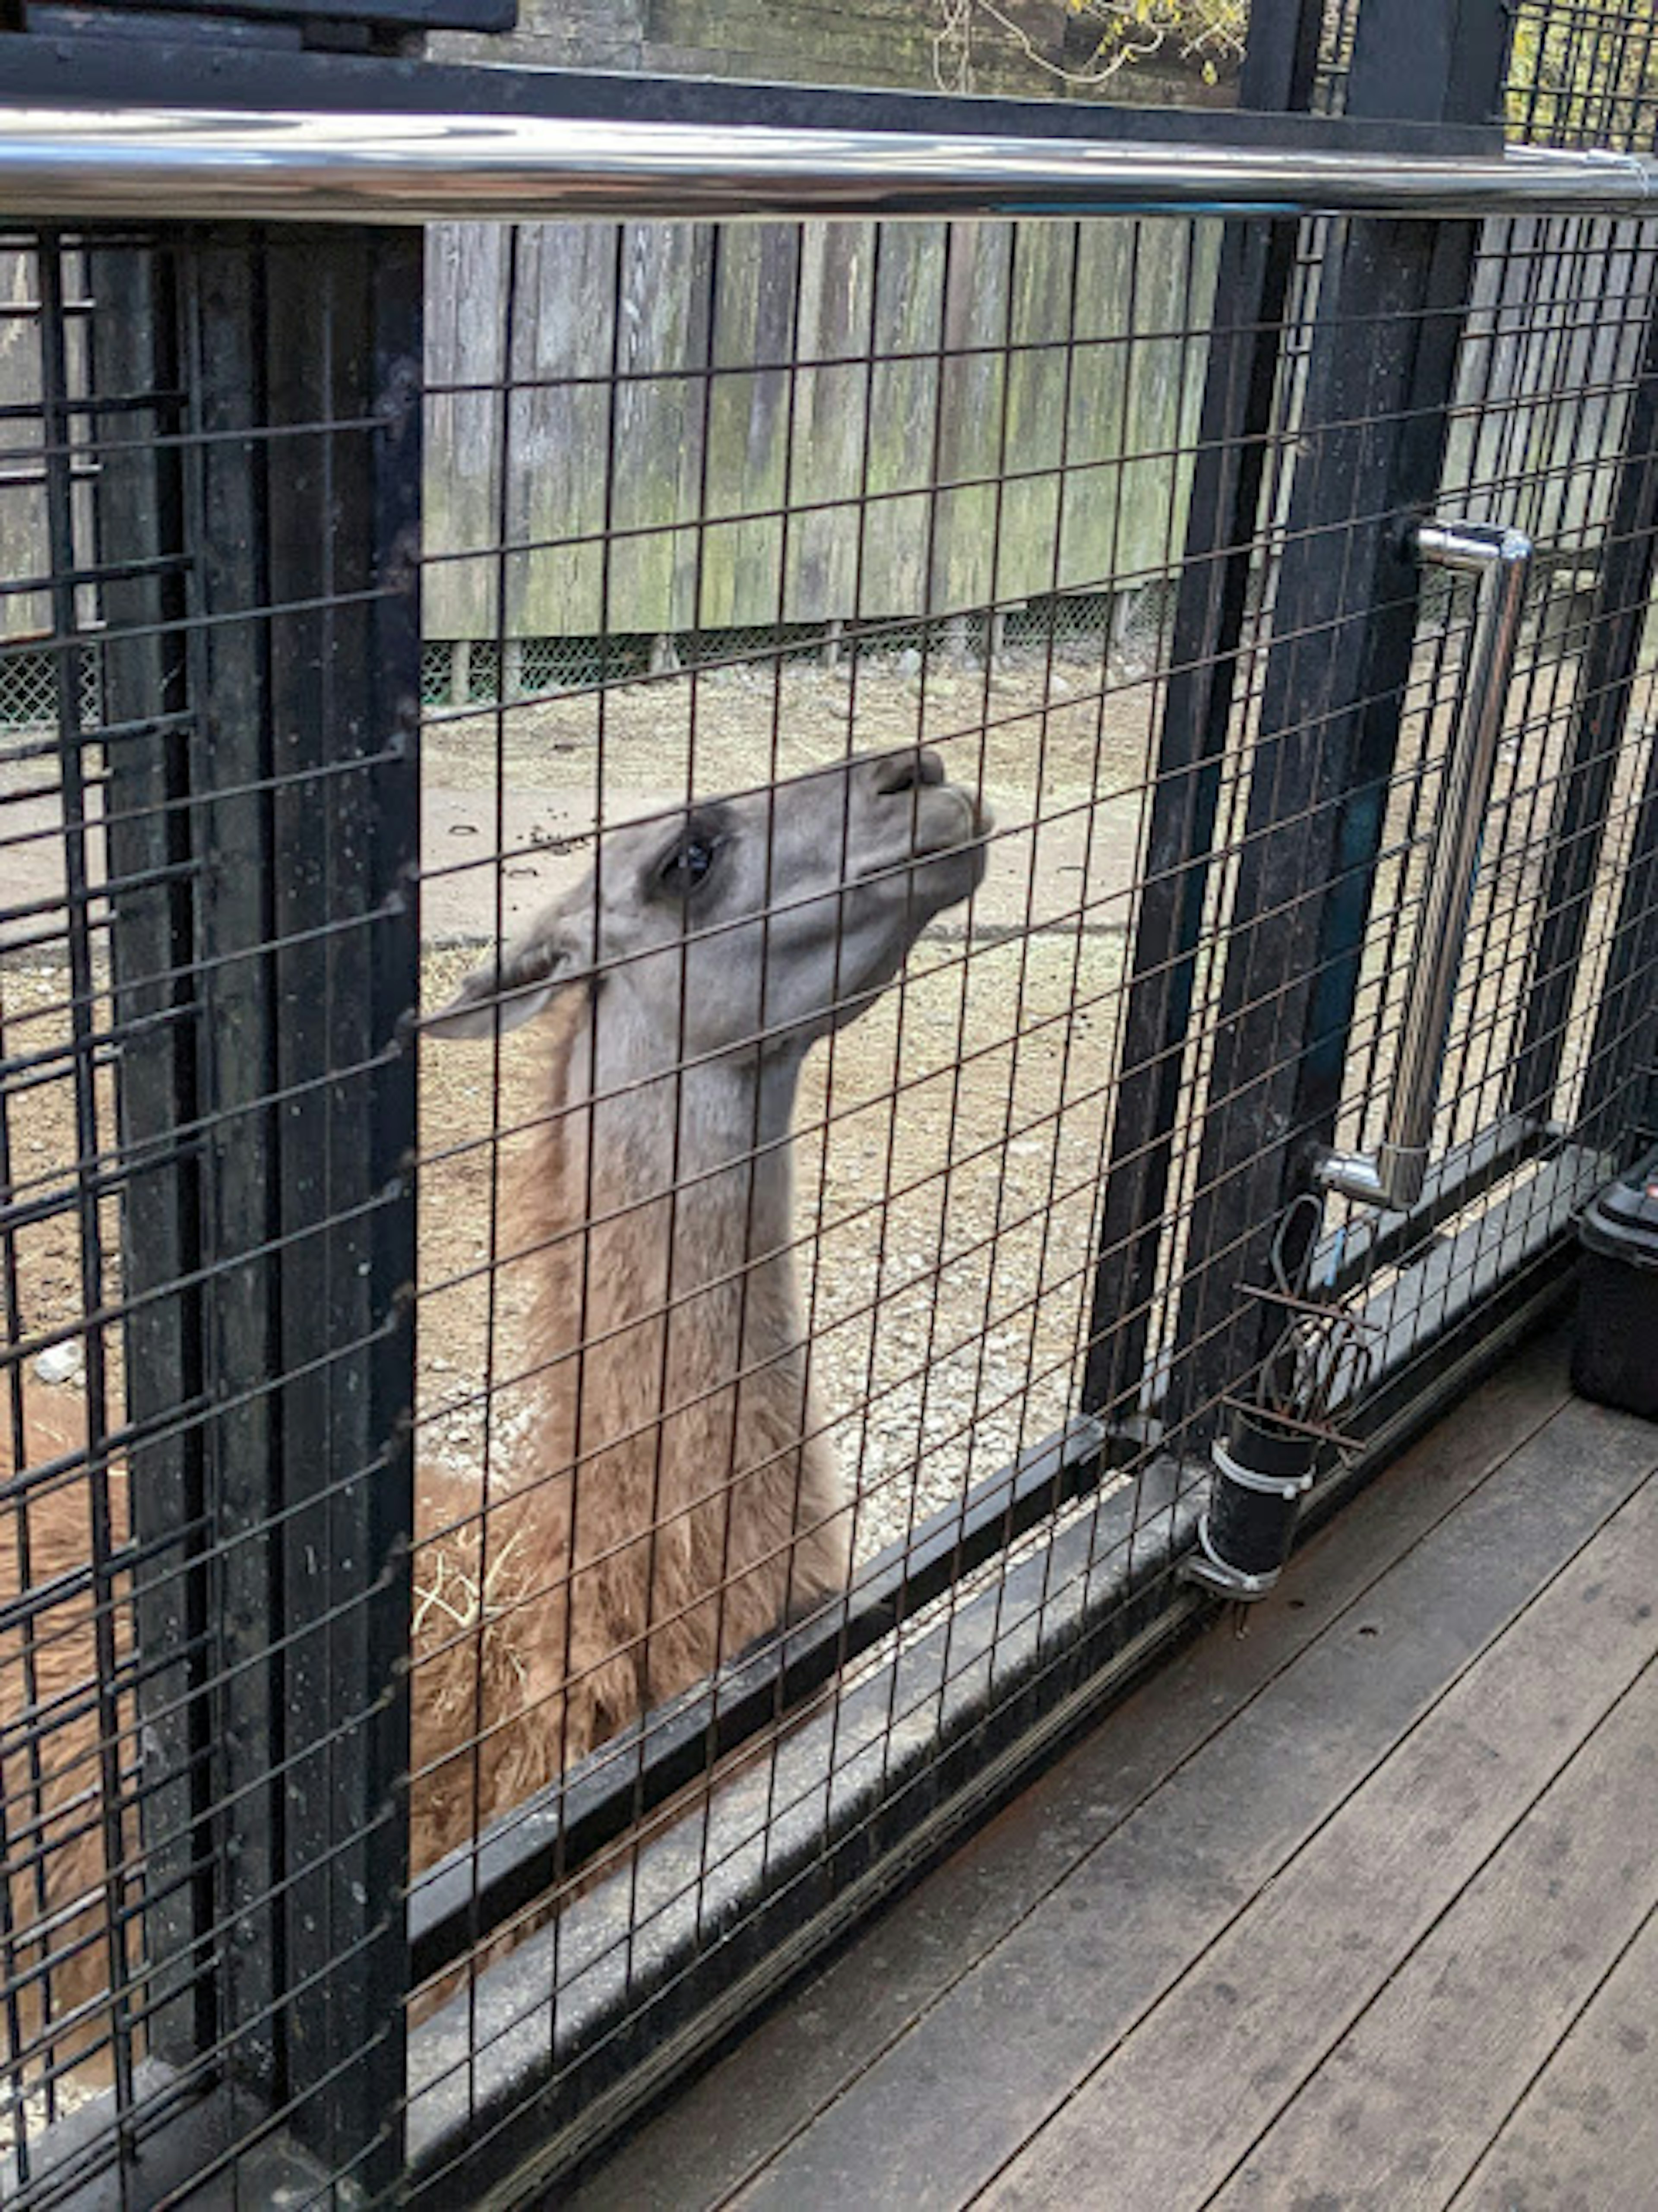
<box><xmin>658</xmin><ymin>833</ymin><xmax>718</xmax><ymax>897</ymax></box>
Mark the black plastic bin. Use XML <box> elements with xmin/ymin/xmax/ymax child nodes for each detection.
<box><xmin>1573</xmin><ymin>1153</ymin><xmax>1658</xmax><ymax>1421</ymax></box>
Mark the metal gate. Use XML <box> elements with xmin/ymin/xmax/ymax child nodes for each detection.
<box><xmin>3</xmin><ymin>0</ymin><xmax>1658</xmax><ymax>2202</ymax></box>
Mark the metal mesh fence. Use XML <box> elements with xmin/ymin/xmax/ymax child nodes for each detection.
<box><xmin>406</xmin><ymin>157</ymin><xmax>1658</xmax><ymax>2192</ymax></box>
<box><xmin>420</xmin><ymin>591</ymin><xmax>1176</xmax><ymax>707</ymax></box>
<box><xmin>3</xmin><ymin>3</ymin><xmax>1658</xmax><ymax>2203</ymax></box>
<box><xmin>0</xmin><ymin>649</ymin><xmax>101</xmax><ymax>735</ymax></box>
<box><xmin>1507</xmin><ymin>0</ymin><xmax>1658</xmax><ymax>148</ymax></box>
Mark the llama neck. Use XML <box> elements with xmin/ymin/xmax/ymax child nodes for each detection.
<box><xmin>510</xmin><ymin>1003</ymin><xmax>849</xmax><ymax>1686</ymax></box>
<box><xmin>528</xmin><ymin>1009</ymin><xmax>810</xmax><ymax>1411</ymax></box>
<box><xmin>589</xmin><ymin>1053</ymin><xmax>801</xmax><ymax>1317</ymax></box>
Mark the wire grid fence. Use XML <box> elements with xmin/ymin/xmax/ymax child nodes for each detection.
<box><xmin>418</xmin><ymin>592</ymin><xmax>1172</xmax><ymax>709</ymax></box>
<box><xmin>0</xmin><ymin>231</ymin><xmax>158</xmax><ymax>2169</ymax></box>
<box><xmin>1507</xmin><ymin>0</ymin><xmax>1658</xmax><ymax>147</ymax></box>
<box><xmin>3</xmin><ymin>21</ymin><xmax>1658</xmax><ymax>2212</ymax></box>
<box><xmin>0</xmin><ymin>652</ymin><xmax>102</xmax><ymax>734</ymax></box>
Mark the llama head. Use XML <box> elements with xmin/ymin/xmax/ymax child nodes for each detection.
<box><xmin>426</xmin><ymin>747</ymin><xmax>991</xmax><ymax>1073</ymax></box>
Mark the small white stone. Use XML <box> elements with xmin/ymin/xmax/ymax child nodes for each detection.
<box><xmin>34</xmin><ymin>1341</ymin><xmax>83</xmax><ymax>1386</ymax></box>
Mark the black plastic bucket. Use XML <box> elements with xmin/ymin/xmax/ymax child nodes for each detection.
<box><xmin>1573</xmin><ymin>1152</ymin><xmax>1658</xmax><ymax>1421</ymax></box>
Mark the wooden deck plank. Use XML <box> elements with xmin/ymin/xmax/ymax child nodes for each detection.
<box><xmin>571</xmin><ymin>1338</ymin><xmax>1572</xmax><ymax>2212</ymax></box>
<box><xmin>981</xmin><ymin>1462</ymin><xmax>1658</xmax><ymax>2212</ymax></box>
<box><xmin>1447</xmin><ymin>1900</ymin><xmax>1658</xmax><ymax>2212</ymax></box>
<box><xmin>726</xmin><ymin>1390</ymin><xmax>1655</xmax><ymax>2212</ymax></box>
<box><xmin>1208</xmin><ymin>1659</ymin><xmax>1658</xmax><ymax>2210</ymax></box>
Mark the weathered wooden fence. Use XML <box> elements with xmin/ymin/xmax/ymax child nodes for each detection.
<box><xmin>1446</xmin><ymin>213</ymin><xmax>1658</xmax><ymax>549</ymax></box>
<box><xmin>422</xmin><ymin>215</ymin><xmax>1221</xmax><ymax>641</ymax></box>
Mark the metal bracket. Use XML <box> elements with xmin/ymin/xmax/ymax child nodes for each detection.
<box><xmin>1318</xmin><ymin>519</ymin><xmax>1533</xmax><ymax>1210</ymax></box>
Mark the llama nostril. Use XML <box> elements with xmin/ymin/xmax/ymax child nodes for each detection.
<box><xmin>876</xmin><ymin>748</ymin><xmax>946</xmax><ymax>797</ymax></box>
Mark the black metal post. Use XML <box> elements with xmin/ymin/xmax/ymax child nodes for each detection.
<box><xmin>1578</xmin><ymin>714</ymin><xmax>1658</xmax><ymax>1153</ymax></box>
<box><xmin>1080</xmin><ymin>0</ymin><xmax>1326</xmax><ymax>1441</ymax></box>
<box><xmin>1155</xmin><ymin>0</ymin><xmax>1512</xmax><ymax>1443</ymax></box>
<box><xmin>262</xmin><ymin>223</ymin><xmax>422</xmax><ymax>2193</ymax></box>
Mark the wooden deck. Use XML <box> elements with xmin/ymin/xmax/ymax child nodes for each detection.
<box><xmin>573</xmin><ymin>1323</ymin><xmax>1658</xmax><ymax>2212</ymax></box>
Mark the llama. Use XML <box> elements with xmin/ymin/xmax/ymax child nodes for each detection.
<box><xmin>0</xmin><ymin>1378</ymin><xmax>136</xmax><ymax>2086</ymax></box>
<box><xmin>0</xmin><ymin>745</ymin><xmax>990</xmax><ymax>2059</ymax></box>
<box><xmin>408</xmin><ymin>744</ymin><xmax>990</xmax><ymax>1875</ymax></box>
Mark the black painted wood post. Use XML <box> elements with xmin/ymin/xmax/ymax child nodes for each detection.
<box><xmin>1080</xmin><ymin>0</ymin><xmax>1328</xmax><ymax>1444</ymax></box>
<box><xmin>1152</xmin><ymin>0</ymin><xmax>1512</xmax><ymax>1445</ymax></box>
<box><xmin>93</xmin><ymin>237</ymin><xmax>217</xmax><ymax>2073</ymax></box>
<box><xmin>100</xmin><ymin>224</ymin><xmax>422</xmax><ymax>2187</ymax></box>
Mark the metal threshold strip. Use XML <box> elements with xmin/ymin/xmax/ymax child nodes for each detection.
<box><xmin>0</xmin><ymin>108</ymin><xmax>1653</xmax><ymax>222</ymax></box>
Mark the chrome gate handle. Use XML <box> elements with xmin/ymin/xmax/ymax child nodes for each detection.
<box><xmin>1317</xmin><ymin>519</ymin><xmax>1533</xmax><ymax>1211</ymax></box>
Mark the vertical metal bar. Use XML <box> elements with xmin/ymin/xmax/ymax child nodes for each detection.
<box><xmin>1506</xmin><ymin>249</ymin><xmax>1658</xmax><ymax>1125</ymax></box>
<box><xmin>1160</xmin><ymin>0</ymin><xmax>1513</xmax><ymax>1440</ymax></box>
<box><xmin>1079</xmin><ymin>0</ymin><xmax>1326</xmax><ymax>1440</ymax></box>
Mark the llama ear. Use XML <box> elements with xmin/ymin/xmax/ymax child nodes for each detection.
<box><xmin>425</xmin><ymin>917</ymin><xmax>580</xmax><ymax>1041</ymax></box>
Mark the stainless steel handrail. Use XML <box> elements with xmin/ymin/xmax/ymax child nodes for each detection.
<box><xmin>1318</xmin><ymin>522</ymin><xmax>1534</xmax><ymax>1213</ymax></box>
<box><xmin>0</xmin><ymin>107</ymin><xmax>1652</xmax><ymax>223</ymax></box>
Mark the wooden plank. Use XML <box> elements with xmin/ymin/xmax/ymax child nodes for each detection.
<box><xmin>930</xmin><ymin>218</ymin><xmax>1016</xmax><ymax>621</ymax></box>
<box><xmin>422</xmin><ymin>222</ymin><xmax>510</xmax><ymax>640</ymax></box>
<box><xmin>984</xmin><ymin>1463</ymin><xmax>1658</xmax><ymax>2212</ymax></box>
<box><xmin>571</xmin><ymin>1342</ymin><xmax>1571</xmax><ymax>2212</ymax></box>
<box><xmin>724</xmin><ymin>1393</ymin><xmax>1658</xmax><ymax>2212</ymax></box>
<box><xmin>858</xmin><ymin>221</ymin><xmax>947</xmax><ymax>624</ymax></box>
<box><xmin>608</xmin><ymin>222</ymin><xmax>716</xmax><ymax>636</ymax></box>
<box><xmin>1209</xmin><ymin>1660</ymin><xmax>1658</xmax><ymax>2211</ymax></box>
<box><xmin>1057</xmin><ymin>218</ymin><xmax>1218</xmax><ymax>595</ymax></box>
<box><xmin>1447</xmin><ymin>1900</ymin><xmax>1658</xmax><ymax>2212</ymax></box>
<box><xmin>696</xmin><ymin>223</ymin><xmax>800</xmax><ymax>633</ymax></box>
<box><xmin>507</xmin><ymin>222</ymin><xmax>623</xmax><ymax>641</ymax></box>
<box><xmin>787</xmin><ymin>220</ymin><xmax>876</xmax><ymax>626</ymax></box>
<box><xmin>994</xmin><ymin>223</ymin><xmax>1080</xmax><ymax>608</ymax></box>
<box><xmin>0</xmin><ymin>247</ymin><xmax>51</xmax><ymax>643</ymax></box>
